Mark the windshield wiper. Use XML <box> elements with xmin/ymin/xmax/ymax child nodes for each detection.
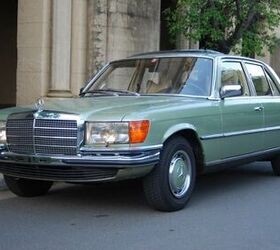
<box><xmin>80</xmin><ymin>90</ymin><xmax>118</xmax><ymax>97</ymax></box>
<box><xmin>81</xmin><ymin>88</ymin><xmax>140</xmax><ymax>97</ymax></box>
<box><xmin>103</xmin><ymin>89</ymin><xmax>140</xmax><ymax>96</ymax></box>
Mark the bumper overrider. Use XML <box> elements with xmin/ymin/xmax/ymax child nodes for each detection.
<box><xmin>0</xmin><ymin>146</ymin><xmax>161</xmax><ymax>182</ymax></box>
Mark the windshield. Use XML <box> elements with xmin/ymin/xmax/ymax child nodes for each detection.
<box><xmin>84</xmin><ymin>57</ymin><xmax>213</xmax><ymax>97</ymax></box>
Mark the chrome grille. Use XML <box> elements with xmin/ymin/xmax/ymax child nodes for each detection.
<box><xmin>6</xmin><ymin>118</ymin><xmax>78</xmax><ymax>155</ymax></box>
<box><xmin>7</xmin><ymin>119</ymin><xmax>34</xmax><ymax>154</ymax></box>
<box><xmin>34</xmin><ymin>128</ymin><xmax>77</xmax><ymax>137</ymax></box>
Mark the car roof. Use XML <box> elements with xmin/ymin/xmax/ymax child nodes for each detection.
<box><xmin>129</xmin><ymin>49</ymin><xmax>224</xmax><ymax>59</ymax></box>
<box><xmin>127</xmin><ymin>49</ymin><xmax>267</xmax><ymax>65</ymax></box>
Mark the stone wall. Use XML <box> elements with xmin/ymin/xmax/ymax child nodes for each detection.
<box><xmin>16</xmin><ymin>0</ymin><xmax>160</xmax><ymax>105</ymax></box>
<box><xmin>17</xmin><ymin>0</ymin><xmax>51</xmax><ymax>105</ymax></box>
<box><xmin>87</xmin><ymin>0</ymin><xmax>160</xmax><ymax>75</ymax></box>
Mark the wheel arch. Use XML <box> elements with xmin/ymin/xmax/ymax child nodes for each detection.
<box><xmin>162</xmin><ymin>124</ymin><xmax>205</xmax><ymax>174</ymax></box>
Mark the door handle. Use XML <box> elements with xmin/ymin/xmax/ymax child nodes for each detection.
<box><xmin>254</xmin><ymin>106</ymin><xmax>263</xmax><ymax>112</ymax></box>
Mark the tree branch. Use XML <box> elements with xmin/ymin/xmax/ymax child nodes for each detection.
<box><xmin>225</xmin><ymin>2</ymin><xmax>258</xmax><ymax>49</ymax></box>
<box><xmin>235</xmin><ymin>0</ymin><xmax>241</xmax><ymax>20</ymax></box>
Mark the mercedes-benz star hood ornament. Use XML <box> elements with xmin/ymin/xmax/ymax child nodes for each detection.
<box><xmin>35</xmin><ymin>97</ymin><xmax>45</xmax><ymax>112</ymax></box>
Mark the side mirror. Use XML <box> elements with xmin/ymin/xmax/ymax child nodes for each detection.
<box><xmin>220</xmin><ymin>85</ymin><xmax>242</xmax><ymax>99</ymax></box>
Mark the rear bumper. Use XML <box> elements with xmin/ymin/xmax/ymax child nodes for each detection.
<box><xmin>0</xmin><ymin>148</ymin><xmax>160</xmax><ymax>182</ymax></box>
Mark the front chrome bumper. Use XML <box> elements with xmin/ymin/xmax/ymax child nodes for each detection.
<box><xmin>0</xmin><ymin>147</ymin><xmax>161</xmax><ymax>182</ymax></box>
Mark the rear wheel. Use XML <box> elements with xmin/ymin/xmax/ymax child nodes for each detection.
<box><xmin>271</xmin><ymin>156</ymin><xmax>280</xmax><ymax>176</ymax></box>
<box><xmin>143</xmin><ymin>136</ymin><xmax>196</xmax><ymax>211</ymax></box>
<box><xmin>4</xmin><ymin>175</ymin><xmax>53</xmax><ymax>197</ymax></box>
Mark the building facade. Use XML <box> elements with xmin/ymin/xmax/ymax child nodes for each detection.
<box><xmin>0</xmin><ymin>0</ymin><xmax>279</xmax><ymax>107</ymax></box>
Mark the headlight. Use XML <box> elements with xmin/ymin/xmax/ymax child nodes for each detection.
<box><xmin>86</xmin><ymin>122</ymin><xmax>129</xmax><ymax>145</ymax></box>
<box><xmin>0</xmin><ymin>121</ymin><xmax>6</xmax><ymax>144</ymax></box>
<box><xmin>85</xmin><ymin>120</ymin><xmax>150</xmax><ymax>145</ymax></box>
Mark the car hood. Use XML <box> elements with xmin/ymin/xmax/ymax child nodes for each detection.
<box><xmin>0</xmin><ymin>96</ymin><xmax>206</xmax><ymax>121</ymax></box>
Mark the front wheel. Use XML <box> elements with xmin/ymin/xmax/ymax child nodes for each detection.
<box><xmin>4</xmin><ymin>175</ymin><xmax>53</xmax><ymax>197</ymax></box>
<box><xmin>143</xmin><ymin>136</ymin><xmax>196</xmax><ymax>211</ymax></box>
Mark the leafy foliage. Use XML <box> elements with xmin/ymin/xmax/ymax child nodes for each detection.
<box><xmin>166</xmin><ymin>0</ymin><xmax>280</xmax><ymax>56</ymax></box>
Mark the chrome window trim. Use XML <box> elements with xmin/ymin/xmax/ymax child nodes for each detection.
<box><xmin>217</xmin><ymin>59</ymin><xmax>252</xmax><ymax>97</ymax></box>
<box><xmin>244</xmin><ymin>62</ymin><xmax>273</xmax><ymax>96</ymax></box>
<box><xmin>83</xmin><ymin>56</ymin><xmax>216</xmax><ymax>99</ymax></box>
<box><xmin>81</xmin><ymin>63</ymin><xmax>110</xmax><ymax>94</ymax></box>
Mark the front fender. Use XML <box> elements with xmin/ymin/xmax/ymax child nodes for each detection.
<box><xmin>162</xmin><ymin>123</ymin><xmax>198</xmax><ymax>143</ymax></box>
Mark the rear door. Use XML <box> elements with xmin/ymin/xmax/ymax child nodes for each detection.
<box><xmin>244</xmin><ymin>62</ymin><xmax>280</xmax><ymax>151</ymax></box>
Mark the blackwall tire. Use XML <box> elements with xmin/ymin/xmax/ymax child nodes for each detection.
<box><xmin>143</xmin><ymin>136</ymin><xmax>196</xmax><ymax>212</ymax></box>
<box><xmin>4</xmin><ymin>175</ymin><xmax>53</xmax><ymax>197</ymax></box>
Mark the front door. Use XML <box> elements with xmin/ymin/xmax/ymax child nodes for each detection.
<box><xmin>219</xmin><ymin>61</ymin><xmax>264</xmax><ymax>159</ymax></box>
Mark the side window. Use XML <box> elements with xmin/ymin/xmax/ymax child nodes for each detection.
<box><xmin>245</xmin><ymin>63</ymin><xmax>272</xmax><ymax>96</ymax></box>
<box><xmin>220</xmin><ymin>62</ymin><xmax>250</xmax><ymax>96</ymax></box>
<box><xmin>265</xmin><ymin>71</ymin><xmax>280</xmax><ymax>96</ymax></box>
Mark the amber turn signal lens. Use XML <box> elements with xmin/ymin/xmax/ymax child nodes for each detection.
<box><xmin>129</xmin><ymin>120</ymin><xmax>150</xmax><ymax>143</ymax></box>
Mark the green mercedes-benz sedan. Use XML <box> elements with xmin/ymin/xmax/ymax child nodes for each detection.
<box><xmin>0</xmin><ymin>50</ymin><xmax>280</xmax><ymax>211</ymax></box>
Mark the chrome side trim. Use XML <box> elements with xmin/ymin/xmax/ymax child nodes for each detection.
<box><xmin>200</xmin><ymin>133</ymin><xmax>224</xmax><ymax>140</ymax></box>
<box><xmin>201</xmin><ymin>126</ymin><xmax>280</xmax><ymax>140</ymax></box>
<box><xmin>206</xmin><ymin>146</ymin><xmax>280</xmax><ymax>167</ymax></box>
<box><xmin>265</xmin><ymin>125</ymin><xmax>280</xmax><ymax>132</ymax></box>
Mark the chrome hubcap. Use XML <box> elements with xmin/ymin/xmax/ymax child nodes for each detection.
<box><xmin>169</xmin><ymin>150</ymin><xmax>191</xmax><ymax>198</ymax></box>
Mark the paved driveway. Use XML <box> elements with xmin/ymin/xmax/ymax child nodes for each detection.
<box><xmin>0</xmin><ymin>162</ymin><xmax>279</xmax><ymax>250</ymax></box>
